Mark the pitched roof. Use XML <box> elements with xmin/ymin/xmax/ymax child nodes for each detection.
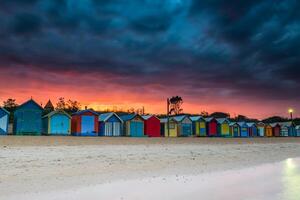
<box><xmin>216</xmin><ymin>118</ymin><xmax>230</xmax><ymax>124</ymax></box>
<box><xmin>119</xmin><ymin>114</ymin><xmax>137</xmax><ymax>122</ymax></box>
<box><xmin>44</xmin><ymin>100</ymin><xmax>54</xmax><ymax>110</ymax></box>
<box><xmin>246</xmin><ymin>122</ymin><xmax>256</xmax><ymax>127</ymax></box>
<box><xmin>0</xmin><ymin>107</ymin><xmax>10</xmax><ymax>115</ymax></box>
<box><xmin>204</xmin><ymin>117</ymin><xmax>214</xmax><ymax>122</ymax></box>
<box><xmin>17</xmin><ymin>99</ymin><xmax>43</xmax><ymax>111</ymax></box>
<box><xmin>172</xmin><ymin>115</ymin><xmax>189</xmax><ymax>122</ymax></box>
<box><xmin>190</xmin><ymin>116</ymin><xmax>204</xmax><ymax>122</ymax></box>
<box><xmin>72</xmin><ymin>109</ymin><xmax>99</xmax><ymax>116</ymax></box>
<box><xmin>270</xmin><ymin>123</ymin><xmax>280</xmax><ymax>127</ymax></box>
<box><xmin>237</xmin><ymin>122</ymin><xmax>247</xmax><ymax>127</ymax></box>
<box><xmin>160</xmin><ymin>118</ymin><xmax>176</xmax><ymax>123</ymax></box>
<box><xmin>99</xmin><ymin>112</ymin><xmax>123</xmax><ymax>122</ymax></box>
<box><xmin>278</xmin><ymin>121</ymin><xmax>294</xmax><ymax>127</ymax></box>
<box><xmin>43</xmin><ymin>110</ymin><xmax>71</xmax><ymax>119</ymax></box>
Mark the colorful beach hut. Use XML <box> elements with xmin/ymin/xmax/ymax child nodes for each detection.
<box><xmin>205</xmin><ymin>117</ymin><xmax>218</xmax><ymax>137</ymax></box>
<box><xmin>13</xmin><ymin>99</ymin><xmax>43</xmax><ymax>135</ymax></box>
<box><xmin>190</xmin><ymin>116</ymin><xmax>206</xmax><ymax>137</ymax></box>
<box><xmin>43</xmin><ymin>110</ymin><xmax>71</xmax><ymax>135</ymax></box>
<box><xmin>279</xmin><ymin>122</ymin><xmax>295</xmax><ymax>137</ymax></box>
<box><xmin>246</xmin><ymin>123</ymin><xmax>258</xmax><ymax>137</ymax></box>
<box><xmin>141</xmin><ymin>115</ymin><xmax>161</xmax><ymax>137</ymax></box>
<box><xmin>71</xmin><ymin>110</ymin><xmax>99</xmax><ymax>136</ymax></box>
<box><xmin>238</xmin><ymin>122</ymin><xmax>249</xmax><ymax>137</ymax></box>
<box><xmin>230</xmin><ymin>122</ymin><xmax>240</xmax><ymax>137</ymax></box>
<box><xmin>216</xmin><ymin>118</ymin><xmax>231</xmax><ymax>137</ymax></box>
<box><xmin>0</xmin><ymin>107</ymin><xmax>9</xmax><ymax>135</ymax></box>
<box><xmin>265</xmin><ymin>124</ymin><xmax>273</xmax><ymax>137</ymax></box>
<box><xmin>172</xmin><ymin>115</ymin><xmax>193</xmax><ymax>137</ymax></box>
<box><xmin>120</xmin><ymin>114</ymin><xmax>144</xmax><ymax>137</ymax></box>
<box><xmin>270</xmin><ymin>123</ymin><xmax>281</xmax><ymax>137</ymax></box>
<box><xmin>161</xmin><ymin>118</ymin><xmax>178</xmax><ymax>137</ymax></box>
<box><xmin>256</xmin><ymin>122</ymin><xmax>265</xmax><ymax>137</ymax></box>
<box><xmin>99</xmin><ymin>112</ymin><xmax>123</xmax><ymax>136</ymax></box>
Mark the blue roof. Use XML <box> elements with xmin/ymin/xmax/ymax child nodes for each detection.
<box><xmin>17</xmin><ymin>99</ymin><xmax>43</xmax><ymax>111</ymax></box>
<box><xmin>120</xmin><ymin>114</ymin><xmax>137</xmax><ymax>121</ymax></box>
<box><xmin>173</xmin><ymin>115</ymin><xmax>188</xmax><ymax>122</ymax></box>
<box><xmin>190</xmin><ymin>116</ymin><xmax>204</xmax><ymax>122</ymax></box>
<box><xmin>0</xmin><ymin>107</ymin><xmax>9</xmax><ymax>115</ymax></box>
<box><xmin>216</xmin><ymin>118</ymin><xmax>230</xmax><ymax>124</ymax></box>
<box><xmin>72</xmin><ymin>109</ymin><xmax>99</xmax><ymax>116</ymax></box>
<box><xmin>99</xmin><ymin>112</ymin><xmax>123</xmax><ymax>122</ymax></box>
<box><xmin>237</xmin><ymin>122</ymin><xmax>248</xmax><ymax>127</ymax></box>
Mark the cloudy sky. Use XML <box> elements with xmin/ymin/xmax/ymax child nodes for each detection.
<box><xmin>0</xmin><ymin>0</ymin><xmax>299</xmax><ymax>119</ymax></box>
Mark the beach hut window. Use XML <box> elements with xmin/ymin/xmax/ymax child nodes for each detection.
<box><xmin>169</xmin><ymin>123</ymin><xmax>175</xmax><ymax>129</ymax></box>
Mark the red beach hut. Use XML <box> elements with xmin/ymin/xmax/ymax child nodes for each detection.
<box><xmin>205</xmin><ymin>117</ymin><xmax>218</xmax><ymax>137</ymax></box>
<box><xmin>141</xmin><ymin>115</ymin><xmax>161</xmax><ymax>137</ymax></box>
<box><xmin>271</xmin><ymin>123</ymin><xmax>281</xmax><ymax>137</ymax></box>
<box><xmin>71</xmin><ymin>110</ymin><xmax>99</xmax><ymax>136</ymax></box>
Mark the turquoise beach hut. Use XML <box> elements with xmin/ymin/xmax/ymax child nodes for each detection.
<box><xmin>99</xmin><ymin>112</ymin><xmax>123</xmax><ymax>136</ymax></box>
<box><xmin>296</xmin><ymin>126</ymin><xmax>300</xmax><ymax>137</ymax></box>
<box><xmin>0</xmin><ymin>107</ymin><xmax>9</xmax><ymax>135</ymax></box>
<box><xmin>43</xmin><ymin>110</ymin><xmax>71</xmax><ymax>135</ymax></box>
<box><xmin>173</xmin><ymin>115</ymin><xmax>193</xmax><ymax>137</ymax></box>
<box><xmin>230</xmin><ymin>122</ymin><xmax>240</xmax><ymax>137</ymax></box>
<box><xmin>120</xmin><ymin>114</ymin><xmax>144</xmax><ymax>137</ymax></box>
<box><xmin>278</xmin><ymin>122</ymin><xmax>296</xmax><ymax>137</ymax></box>
<box><xmin>13</xmin><ymin>99</ymin><xmax>43</xmax><ymax>135</ymax></box>
<box><xmin>190</xmin><ymin>116</ymin><xmax>206</xmax><ymax>137</ymax></box>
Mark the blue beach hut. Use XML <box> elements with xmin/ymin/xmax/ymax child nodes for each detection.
<box><xmin>0</xmin><ymin>107</ymin><xmax>9</xmax><ymax>135</ymax></box>
<box><xmin>296</xmin><ymin>126</ymin><xmax>300</xmax><ymax>137</ymax></box>
<box><xmin>43</xmin><ymin>110</ymin><xmax>71</xmax><ymax>135</ymax></box>
<box><xmin>279</xmin><ymin>122</ymin><xmax>296</xmax><ymax>137</ymax></box>
<box><xmin>238</xmin><ymin>122</ymin><xmax>249</xmax><ymax>137</ymax></box>
<box><xmin>99</xmin><ymin>112</ymin><xmax>123</xmax><ymax>136</ymax></box>
<box><xmin>13</xmin><ymin>99</ymin><xmax>43</xmax><ymax>135</ymax></box>
<box><xmin>246</xmin><ymin>123</ymin><xmax>258</xmax><ymax>137</ymax></box>
<box><xmin>120</xmin><ymin>114</ymin><xmax>144</xmax><ymax>137</ymax></box>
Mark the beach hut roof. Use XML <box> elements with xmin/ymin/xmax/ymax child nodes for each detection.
<box><xmin>0</xmin><ymin>107</ymin><xmax>10</xmax><ymax>115</ymax></box>
<box><xmin>246</xmin><ymin>122</ymin><xmax>256</xmax><ymax>127</ymax></box>
<box><xmin>72</xmin><ymin>109</ymin><xmax>99</xmax><ymax>116</ymax></box>
<box><xmin>99</xmin><ymin>112</ymin><xmax>123</xmax><ymax>123</ymax></box>
<box><xmin>17</xmin><ymin>99</ymin><xmax>43</xmax><ymax>111</ymax></box>
<box><xmin>270</xmin><ymin>123</ymin><xmax>280</xmax><ymax>128</ymax></box>
<box><xmin>119</xmin><ymin>114</ymin><xmax>140</xmax><ymax>122</ymax></box>
<box><xmin>160</xmin><ymin>118</ymin><xmax>176</xmax><ymax>123</ymax></box>
<box><xmin>190</xmin><ymin>116</ymin><xmax>204</xmax><ymax>122</ymax></box>
<box><xmin>229</xmin><ymin>122</ymin><xmax>237</xmax><ymax>126</ymax></box>
<box><xmin>141</xmin><ymin>115</ymin><xmax>160</xmax><ymax>121</ymax></box>
<box><xmin>172</xmin><ymin>115</ymin><xmax>189</xmax><ymax>122</ymax></box>
<box><xmin>278</xmin><ymin>122</ymin><xmax>294</xmax><ymax>127</ymax></box>
<box><xmin>216</xmin><ymin>118</ymin><xmax>230</xmax><ymax>124</ymax></box>
<box><xmin>42</xmin><ymin>110</ymin><xmax>71</xmax><ymax>119</ymax></box>
<box><xmin>237</xmin><ymin>122</ymin><xmax>247</xmax><ymax>127</ymax></box>
<box><xmin>204</xmin><ymin>117</ymin><xmax>215</xmax><ymax>122</ymax></box>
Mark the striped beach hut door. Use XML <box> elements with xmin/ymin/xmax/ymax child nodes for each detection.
<box><xmin>105</xmin><ymin>122</ymin><xmax>113</xmax><ymax>136</ymax></box>
<box><xmin>113</xmin><ymin>122</ymin><xmax>121</xmax><ymax>136</ymax></box>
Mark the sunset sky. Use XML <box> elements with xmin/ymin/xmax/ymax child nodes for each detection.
<box><xmin>0</xmin><ymin>0</ymin><xmax>299</xmax><ymax>119</ymax></box>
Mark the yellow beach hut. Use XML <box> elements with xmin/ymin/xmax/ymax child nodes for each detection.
<box><xmin>216</xmin><ymin>118</ymin><xmax>231</xmax><ymax>137</ymax></box>
<box><xmin>265</xmin><ymin>124</ymin><xmax>273</xmax><ymax>137</ymax></box>
<box><xmin>160</xmin><ymin>118</ymin><xmax>178</xmax><ymax>137</ymax></box>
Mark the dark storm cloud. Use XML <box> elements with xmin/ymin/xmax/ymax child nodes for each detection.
<box><xmin>0</xmin><ymin>0</ymin><xmax>300</xmax><ymax>101</ymax></box>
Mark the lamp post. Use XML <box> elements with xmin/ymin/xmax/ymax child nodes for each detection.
<box><xmin>288</xmin><ymin>109</ymin><xmax>294</xmax><ymax>120</ymax></box>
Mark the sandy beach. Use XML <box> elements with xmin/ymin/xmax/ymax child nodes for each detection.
<box><xmin>1</xmin><ymin>136</ymin><xmax>300</xmax><ymax>199</ymax></box>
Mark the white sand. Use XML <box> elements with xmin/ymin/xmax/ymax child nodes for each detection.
<box><xmin>1</xmin><ymin>137</ymin><xmax>300</xmax><ymax>199</ymax></box>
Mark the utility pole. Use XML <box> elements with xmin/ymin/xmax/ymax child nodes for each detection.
<box><xmin>167</xmin><ymin>98</ymin><xmax>170</xmax><ymax>137</ymax></box>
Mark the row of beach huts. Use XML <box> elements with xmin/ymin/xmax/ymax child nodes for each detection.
<box><xmin>0</xmin><ymin>99</ymin><xmax>300</xmax><ymax>137</ymax></box>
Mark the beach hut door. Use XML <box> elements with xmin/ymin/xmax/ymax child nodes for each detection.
<box><xmin>82</xmin><ymin>116</ymin><xmax>95</xmax><ymax>133</ymax></box>
<box><xmin>0</xmin><ymin>115</ymin><xmax>8</xmax><ymax>132</ymax></box>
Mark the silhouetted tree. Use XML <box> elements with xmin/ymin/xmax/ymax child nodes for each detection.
<box><xmin>3</xmin><ymin>98</ymin><xmax>18</xmax><ymax>123</ymax></box>
<box><xmin>262</xmin><ymin>116</ymin><xmax>287</xmax><ymax>123</ymax></box>
<box><xmin>56</xmin><ymin>97</ymin><xmax>67</xmax><ymax>110</ymax></box>
<box><xmin>210</xmin><ymin>112</ymin><xmax>230</xmax><ymax>118</ymax></box>
<box><xmin>3</xmin><ymin>98</ymin><xmax>18</xmax><ymax>113</ymax></box>
<box><xmin>66</xmin><ymin>99</ymin><xmax>81</xmax><ymax>113</ymax></box>
<box><xmin>169</xmin><ymin>96</ymin><xmax>183</xmax><ymax>115</ymax></box>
